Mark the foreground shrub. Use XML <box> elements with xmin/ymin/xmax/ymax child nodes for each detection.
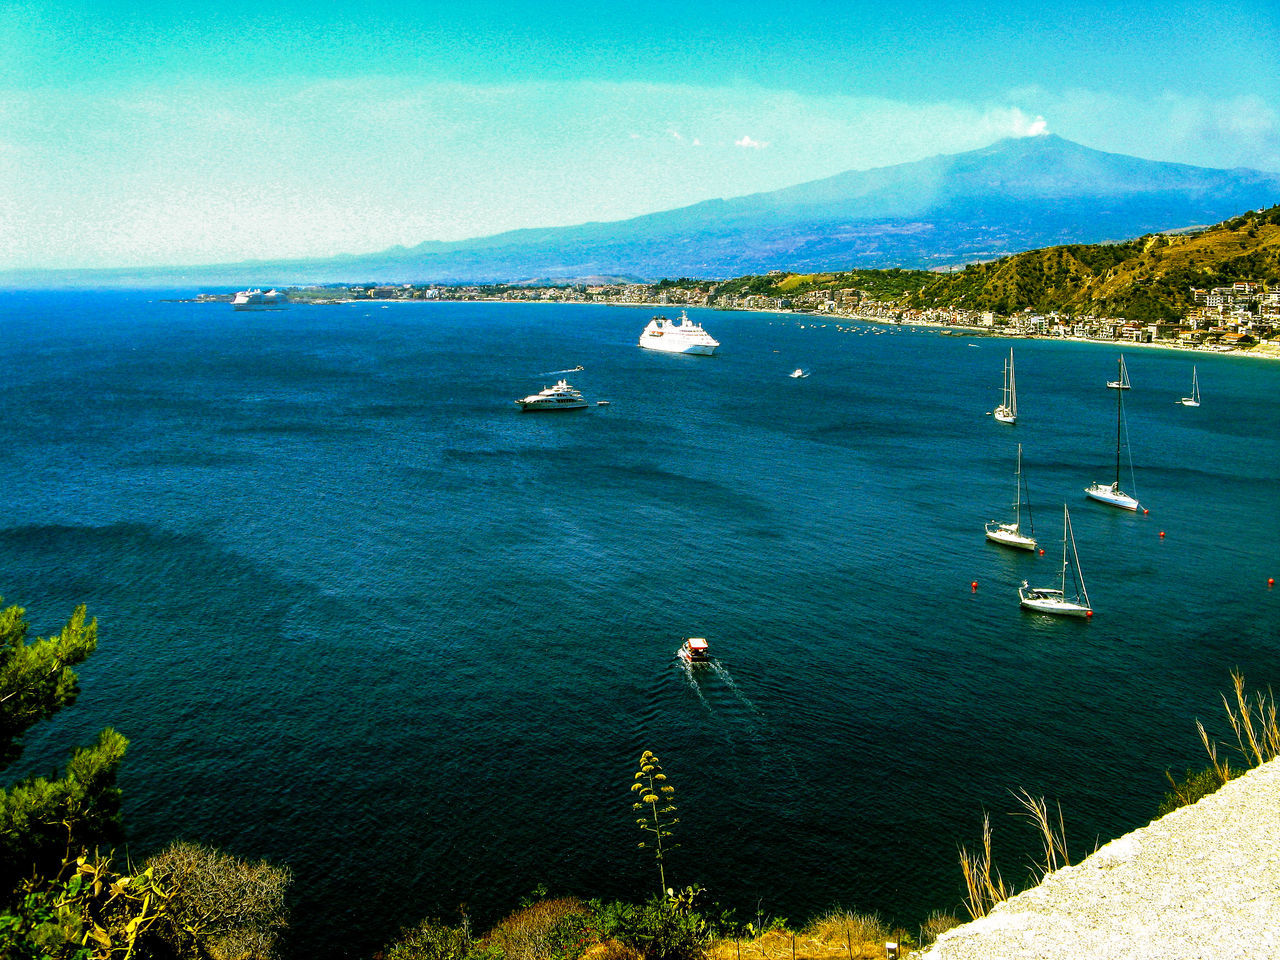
<box><xmin>146</xmin><ymin>841</ymin><xmax>291</xmax><ymax>960</ymax></box>
<box><xmin>485</xmin><ymin>897</ymin><xmax>592</xmax><ymax>960</ymax></box>
<box><xmin>382</xmin><ymin>917</ymin><xmax>472</xmax><ymax>960</ymax></box>
<box><xmin>591</xmin><ymin>898</ymin><xmax>709</xmax><ymax>960</ymax></box>
<box><xmin>0</xmin><ymin>851</ymin><xmax>171</xmax><ymax>960</ymax></box>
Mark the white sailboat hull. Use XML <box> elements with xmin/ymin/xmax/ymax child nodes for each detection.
<box><xmin>1179</xmin><ymin>398</ymin><xmax>1200</xmax><ymax>407</ymax></box>
<box><xmin>1019</xmin><ymin>586</ymin><xmax>1092</xmax><ymax>617</ymax></box>
<box><xmin>986</xmin><ymin>522</ymin><xmax>1036</xmax><ymax>551</ymax></box>
<box><xmin>1084</xmin><ymin>481</ymin><xmax>1140</xmax><ymax>511</ymax></box>
<box><xmin>993</xmin><ymin>406</ymin><xmax>1016</xmax><ymax>424</ymax></box>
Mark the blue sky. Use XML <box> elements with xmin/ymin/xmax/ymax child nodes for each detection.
<box><xmin>3</xmin><ymin>0</ymin><xmax>1278</xmax><ymax>269</ymax></box>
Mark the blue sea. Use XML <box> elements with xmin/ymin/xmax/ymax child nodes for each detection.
<box><xmin>3</xmin><ymin>291</ymin><xmax>1278</xmax><ymax>956</ymax></box>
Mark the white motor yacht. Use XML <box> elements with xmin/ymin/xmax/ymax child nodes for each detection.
<box><xmin>514</xmin><ymin>379</ymin><xmax>589</xmax><ymax>411</ymax></box>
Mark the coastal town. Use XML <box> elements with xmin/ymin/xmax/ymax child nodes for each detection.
<box><xmin>205</xmin><ymin>275</ymin><xmax>1280</xmax><ymax>355</ymax></box>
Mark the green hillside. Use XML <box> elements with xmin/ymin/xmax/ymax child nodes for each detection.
<box><xmin>903</xmin><ymin>205</ymin><xmax>1280</xmax><ymax>319</ymax></box>
<box><xmin>698</xmin><ymin>205</ymin><xmax>1280</xmax><ymax>320</ymax></box>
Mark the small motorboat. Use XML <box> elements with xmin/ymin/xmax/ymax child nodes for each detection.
<box><xmin>789</xmin><ymin>368</ymin><xmax>809</xmax><ymax>379</ymax></box>
<box><xmin>676</xmin><ymin>637</ymin><xmax>711</xmax><ymax>665</ymax></box>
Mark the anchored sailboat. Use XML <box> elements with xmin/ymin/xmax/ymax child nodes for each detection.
<box><xmin>1179</xmin><ymin>366</ymin><xmax>1201</xmax><ymax>407</ymax></box>
<box><xmin>986</xmin><ymin>443</ymin><xmax>1037</xmax><ymax>551</ymax></box>
<box><xmin>1085</xmin><ymin>356</ymin><xmax>1141</xmax><ymax>511</ymax></box>
<box><xmin>1019</xmin><ymin>505</ymin><xmax>1093</xmax><ymax>618</ymax></box>
<box><xmin>994</xmin><ymin>348</ymin><xmax>1017</xmax><ymax>424</ymax></box>
<box><xmin>1106</xmin><ymin>355</ymin><xmax>1131</xmax><ymax>390</ymax></box>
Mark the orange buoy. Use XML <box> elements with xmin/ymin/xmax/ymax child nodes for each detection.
<box><xmin>1159</xmin><ymin>531</ymin><xmax>1165</xmax><ymax>538</ymax></box>
<box><xmin>1143</xmin><ymin>508</ymin><xmax>1149</xmax><ymax>514</ymax></box>
<box><xmin>1039</xmin><ymin>548</ymin><xmax>1045</xmax><ymax>556</ymax></box>
<box><xmin>1086</xmin><ymin>610</ymin><xmax>1093</xmax><ymax>617</ymax></box>
<box><xmin>971</xmin><ymin>581</ymin><xmax>978</xmax><ymax>592</ymax></box>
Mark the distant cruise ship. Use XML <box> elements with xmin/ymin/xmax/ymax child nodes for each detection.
<box><xmin>637</xmin><ymin>311</ymin><xmax>719</xmax><ymax>355</ymax></box>
<box><xmin>232</xmin><ymin>289</ymin><xmax>290</xmax><ymax>311</ymax></box>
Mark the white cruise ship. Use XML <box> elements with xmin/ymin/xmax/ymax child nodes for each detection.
<box><xmin>232</xmin><ymin>289</ymin><xmax>290</xmax><ymax>311</ymax></box>
<box><xmin>637</xmin><ymin>311</ymin><xmax>719</xmax><ymax>355</ymax></box>
<box><xmin>514</xmin><ymin>379</ymin><xmax>589</xmax><ymax>412</ymax></box>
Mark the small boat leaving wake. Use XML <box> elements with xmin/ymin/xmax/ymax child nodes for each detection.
<box><xmin>677</xmin><ymin>637</ymin><xmax>711</xmax><ymax>666</ymax></box>
<box><xmin>542</xmin><ymin>365</ymin><xmax>585</xmax><ymax>376</ymax></box>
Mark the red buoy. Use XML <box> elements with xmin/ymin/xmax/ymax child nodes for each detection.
<box><xmin>1086</xmin><ymin>610</ymin><xmax>1093</xmax><ymax>617</ymax></box>
<box><xmin>1270</xmin><ymin>578</ymin><xmax>1275</xmax><ymax>588</ymax></box>
<box><xmin>1039</xmin><ymin>548</ymin><xmax>1045</xmax><ymax>556</ymax></box>
<box><xmin>971</xmin><ymin>581</ymin><xmax>978</xmax><ymax>592</ymax></box>
<box><xmin>1159</xmin><ymin>531</ymin><xmax>1165</xmax><ymax>538</ymax></box>
<box><xmin>1143</xmin><ymin>509</ymin><xmax>1149</xmax><ymax>514</ymax></box>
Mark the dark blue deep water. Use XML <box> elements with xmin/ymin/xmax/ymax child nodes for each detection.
<box><xmin>3</xmin><ymin>291</ymin><xmax>1279</xmax><ymax>956</ymax></box>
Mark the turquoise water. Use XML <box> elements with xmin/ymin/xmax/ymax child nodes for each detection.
<box><xmin>3</xmin><ymin>292</ymin><xmax>1278</xmax><ymax>956</ymax></box>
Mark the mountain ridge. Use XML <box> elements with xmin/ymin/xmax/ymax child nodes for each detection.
<box><xmin>6</xmin><ymin>136</ymin><xmax>1280</xmax><ymax>287</ymax></box>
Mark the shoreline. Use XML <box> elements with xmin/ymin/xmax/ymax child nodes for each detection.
<box><xmin>210</xmin><ymin>293</ymin><xmax>1280</xmax><ymax>362</ymax></box>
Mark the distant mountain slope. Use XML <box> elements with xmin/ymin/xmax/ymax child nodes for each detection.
<box><xmin>7</xmin><ymin>135</ymin><xmax>1280</xmax><ymax>287</ymax></box>
<box><xmin>903</xmin><ymin>205</ymin><xmax>1280</xmax><ymax>320</ymax></box>
<box><xmin>321</xmin><ymin>135</ymin><xmax>1280</xmax><ymax>282</ymax></box>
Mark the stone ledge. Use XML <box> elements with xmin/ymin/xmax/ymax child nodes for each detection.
<box><xmin>922</xmin><ymin>758</ymin><xmax>1280</xmax><ymax>960</ymax></box>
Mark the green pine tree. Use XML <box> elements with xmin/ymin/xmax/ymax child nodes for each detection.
<box><xmin>0</xmin><ymin>599</ymin><xmax>128</xmax><ymax>898</ymax></box>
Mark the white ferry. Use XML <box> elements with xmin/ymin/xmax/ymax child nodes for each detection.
<box><xmin>514</xmin><ymin>379</ymin><xmax>589</xmax><ymax>412</ymax></box>
<box><xmin>232</xmin><ymin>289</ymin><xmax>290</xmax><ymax>311</ymax></box>
<box><xmin>638</xmin><ymin>311</ymin><xmax>719</xmax><ymax>355</ymax></box>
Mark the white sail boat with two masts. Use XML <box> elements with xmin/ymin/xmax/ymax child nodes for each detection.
<box><xmin>1019</xmin><ymin>505</ymin><xmax>1093</xmax><ymax>618</ymax></box>
<box><xmin>1085</xmin><ymin>356</ymin><xmax>1142</xmax><ymax>511</ymax></box>
<box><xmin>994</xmin><ymin>348</ymin><xmax>1017</xmax><ymax>424</ymax></box>
<box><xmin>986</xmin><ymin>443</ymin><xmax>1037</xmax><ymax>551</ymax></box>
<box><xmin>1179</xmin><ymin>366</ymin><xmax>1201</xmax><ymax>407</ymax></box>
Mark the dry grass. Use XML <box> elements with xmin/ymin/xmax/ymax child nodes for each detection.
<box><xmin>706</xmin><ymin>912</ymin><xmax>899</xmax><ymax>960</ymax></box>
<box><xmin>1011</xmin><ymin>788</ymin><xmax>1071</xmax><ymax>882</ymax></box>
<box><xmin>957</xmin><ymin>813</ymin><xmax>1009</xmax><ymax>920</ymax></box>
<box><xmin>1220</xmin><ymin>670</ymin><xmax>1280</xmax><ymax>768</ymax></box>
<box><xmin>1172</xmin><ymin>671</ymin><xmax>1280</xmax><ymax>813</ymax></box>
<box><xmin>919</xmin><ymin>911</ymin><xmax>960</xmax><ymax>946</ymax></box>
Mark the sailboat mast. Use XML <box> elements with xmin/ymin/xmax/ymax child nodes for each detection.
<box><xmin>1066</xmin><ymin>508</ymin><xmax>1091</xmax><ymax>610</ymax></box>
<box><xmin>1014</xmin><ymin>444</ymin><xmax>1023</xmax><ymax>528</ymax></box>
<box><xmin>1059</xmin><ymin>504</ymin><xmax>1069</xmax><ymax>593</ymax></box>
<box><xmin>1009</xmin><ymin>349</ymin><xmax>1017</xmax><ymax>417</ymax></box>
<box><xmin>1113</xmin><ymin>359</ymin><xmax>1123</xmax><ymax>485</ymax></box>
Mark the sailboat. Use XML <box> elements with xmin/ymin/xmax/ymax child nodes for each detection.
<box><xmin>985</xmin><ymin>443</ymin><xmax>1037</xmax><ymax>551</ymax></box>
<box><xmin>1106</xmin><ymin>355</ymin><xmax>1131</xmax><ymax>390</ymax></box>
<box><xmin>993</xmin><ymin>348</ymin><xmax>1017</xmax><ymax>424</ymax></box>
<box><xmin>1019</xmin><ymin>505</ymin><xmax>1093</xmax><ymax>617</ymax></box>
<box><xmin>1179</xmin><ymin>366</ymin><xmax>1200</xmax><ymax>407</ymax></box>
<box><xmin>1085</xmin><ymin>356</ymin><xmax>1141</xmax><ymax>511</ymax></box>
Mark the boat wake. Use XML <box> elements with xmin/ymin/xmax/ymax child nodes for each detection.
<box><xmin>676</xmin><ymin>659</ymin><xmax>804</xmax><ymax>786</ymax></box>
<box><xmin>541</xmin><ymin>365</ymin><xmax>585</xmax><ymax>376</ymax></box>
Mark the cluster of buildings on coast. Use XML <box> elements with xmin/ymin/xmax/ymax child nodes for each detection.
<box><xmin>269</xmin><ymin>276</ymin><xmax>1278</xmax><ymax>351</ymax></box>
